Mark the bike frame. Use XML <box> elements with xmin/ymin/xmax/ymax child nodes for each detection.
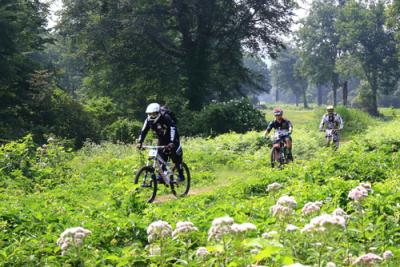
<box><xmin>142</xmin><ymin>145</ymin><xmax>173</xmax><ymax>185</ymax></box>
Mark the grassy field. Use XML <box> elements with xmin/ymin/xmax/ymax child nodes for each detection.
<box><xmin>1</xmin><ymin>107</ymin><xmax>399</xmax><ymax>266</ymax></box>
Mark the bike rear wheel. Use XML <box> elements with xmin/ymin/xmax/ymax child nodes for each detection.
<box><xmin>171</xmin><ymin>162</ymin><xmax>190</xmax><ymax>197</ymax></box>
<box><xmin>134</xmin><ymin>166</ymin><xmax>157</xmax><ymax>203</ymax></box>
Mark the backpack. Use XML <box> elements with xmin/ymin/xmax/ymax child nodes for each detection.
<box><xmin>160</xmin><ymin>106</ymin><xmax>177</xmax><ymax>124</ymax></box>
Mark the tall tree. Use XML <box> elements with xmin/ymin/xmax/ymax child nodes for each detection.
<box><xmin>296</xmin><ymin>0</ymin><xmax>341</xmax><ymax>106</ymax></box>
<box><xmin>337</xmin><ymin>0</ymin><xmax>400</xmax><ymax>115</ymax></box>
<box><xmin>0</xmin><ymin>0</ymin><xmax>50</xmax><ymax>140</ymax></box>
<box><xmin>58</xmin><ymin>0</ymin><xmax>295</xmax><ymax>111</ymax></box>
<box><xmin>271</xmin><ymin>48</ymin><xmax>308</xmax><ymax>108</ymax></box>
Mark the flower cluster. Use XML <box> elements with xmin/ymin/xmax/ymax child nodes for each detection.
<box><xmin>147</xmin><ymin>220</ymin><xmax>172</xmax><ymax>243</ymax></box>
<box><xmin>172</xmin><ymin>221</ymin><xmax>198</xmax><ymax>239</ymax></box>
<box><xmin>56</xmin><ymin>227</ymin><xmax>91</xmax><ymax>256</ymax></box>
<box><xmin>383</xmin><ymin>250</ymin><xmax>394</xmax><ymax>260</ymax></box>
<box><xmin>208</xmin><ymin>216</ymin><xmax>256</xmax><ymax>241</ymax></box>
<box><xmin>332</xmin><ymin>208</ymin><xmax>347</xmax><ymax>217</ymax></box>
<box><xmin>231</xmin><ymin>222</ymin><xmax>257</xmax><ymax>233</ymax></box>
<box><xmin>302</xmin><ymin>201</ymin><xmax>323</xmax><ymax>216</ymax></box>
<box><xmin>352</xmin><ymin>253</ymin><xmax>382</xmax><ymax>265</ymax></box>
<box><xmin>262</xmin><ymin>230</ymin><xmax>278</xmax><ymax>239</ymax></box>
<box><xmin>196</xmin><ymin>247</ymin><xmax>210</xmax><ymax>257</ymax></box>
<box><xmin>266</xmin><ymin>182</ymin><xmax>282</xmax><ymax>192</ymax></box>
<box><xmin>270</xmin><ymin>196</ymin><xmax>297</xmax><ymax>219</ymax></box>
<box><xmin>277</xmin><ymin>195</ymin><xmax>298</xmax><ymax>208</ymax></box>
<box><xmin>286</xmin><ymin>224</ymin><xmax>299</xmax><ymax>232</ymax></box>
<box><xmin>348</xmin><ymin>182</ymin><xmax>372</xmax><ymax>201</ymax></box>
<box><xmin>208</xmin><ymin>216</ymin><xmax>234</xmax><ymax>241</ymax></box>
<box><xmin>301</xmin><ymin>214</ymin><xmax>346</xmax><ymax>233</ymax></box>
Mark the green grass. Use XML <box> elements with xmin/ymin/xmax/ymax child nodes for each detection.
<box><xmin>1</xmin><ymin>107</ymin><xmax>400</xmax><ymax>266</ymax></box>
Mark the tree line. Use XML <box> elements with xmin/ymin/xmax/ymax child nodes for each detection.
<box><xmin>0</xmin><ymin>0</ymin><xmax>399</xmax><ymax>146</ymax></box>
<box><xmin>271</xmin><ymin>0</ymin><xmax>400</xmax><ymax>115</ymax></box>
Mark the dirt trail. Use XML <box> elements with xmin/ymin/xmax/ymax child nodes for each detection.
<box><xmin>153</xmin><ymin>184</ymin><xmax>218</xmax><ymax>203</ymax></box>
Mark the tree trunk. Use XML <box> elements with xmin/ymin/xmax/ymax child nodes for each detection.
<box><xmin>303</xmin><ymin>88</ymin><xmax>308</xmax><ymax>108</ymax></box>
<box><xmin>331</xmin><ymin>74</ymin><xmax>339</xmax><ymax>106</ymax></box>
<box><xmin>342</xmin><ymin>80</ymin><xmax>348</xmax><ymax>106</ymax></box>
<box><xmin>369</xmin><ymin>76</ymin><xmax>379</xmax><ymax>116</ymax></box>
<box><xmin>295</xmin><ymin>94</ymin><xmax>299</xmax><ymax>106</ymax></box>
<box><xmin>317</xmin><ymin>86</ymin><xmax>322</xmax><ymax>106</ymax></box>
<box><xmin>275</xmin><ymin>88</ymin><xmax>279</xmax><ymax>102</ymax></box>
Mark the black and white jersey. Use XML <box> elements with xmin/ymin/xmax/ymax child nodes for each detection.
<box><xmin>138</xmin><ymin>114</ymin><xmax>179</xmax><ymax>145</ymax></box>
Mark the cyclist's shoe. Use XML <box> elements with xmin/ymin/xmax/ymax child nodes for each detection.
<box><xmin>178</xmin><ymin>173</ymin><xmax>185</xmax><ymax>182</ymax></box>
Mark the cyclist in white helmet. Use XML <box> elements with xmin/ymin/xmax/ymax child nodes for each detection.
<box><xmin>319</xmin><ymin>105</ymin><xmax>344</xmax><ymax>149</ymax></box>
<box><xmin>137</xmin><ymin>103</ymin><xmax>184</xmax><ymax>182</ymax></box>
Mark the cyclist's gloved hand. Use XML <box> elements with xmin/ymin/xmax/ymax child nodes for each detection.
<box><xmin>166</xmin><ymin>143</ymin><xmax>175</xmax><ymax>151</ymax></box>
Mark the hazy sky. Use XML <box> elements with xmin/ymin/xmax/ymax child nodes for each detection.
<box><xmin>47</xmin><ymin>0</ymin><xmax>63</xmax><ymax>29</ymax></box>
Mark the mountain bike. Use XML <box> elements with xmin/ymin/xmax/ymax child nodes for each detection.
<box><xmin>270</xmin><ymin>130</ymin><xmax>290</xmax><ymax>169</ymax></box>
<box><xmin>134</xmin><ymin>145</ymin><xmax>190</xmax><ymax>203</ymax></box>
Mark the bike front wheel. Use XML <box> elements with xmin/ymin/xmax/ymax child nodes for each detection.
<box><xmin>171</xmin><ymin>162</ymin><xmax>190</xmax><ymax>197</ymax></box>
<box><xmin>134</xmin><ymin>166</ymin><xmax>157</xmax><ymax>203</ymax></box>
<box><xmin>270</xmin><ymin>147</ymin><xmax>280</xmax><ymax>168</ymax></box>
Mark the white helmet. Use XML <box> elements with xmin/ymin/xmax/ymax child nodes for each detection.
<box><xmin>146</xmin><ymin>103</ymin><xmax>161</xmax><ymax>121</ymax></box>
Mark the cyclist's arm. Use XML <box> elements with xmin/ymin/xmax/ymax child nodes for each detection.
<box><xmin>287</xmin><ymin>120</ymin><xmax>293</xmax><ymax>134</ymax></box>
<box><xmin>264</xmin><ymin>121</ymin><xmax>274</xmax><ymax>136</ymax></box>
<box><xmin>138</xmin><ymin>119</ymin><xmax>150</xmax><ymax>144</ymax></box>
<box><xmin>164</xmin><ymin>114</ymin><xmax>177</xmax><ymax>143</ymax></box>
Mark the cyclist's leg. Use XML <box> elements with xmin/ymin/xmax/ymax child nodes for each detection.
<box><xmin>333</xmin><ymin>133</ymin><xmax>340</xmax><ymax>150</ymax></box>
<box><xmin>170</xmin><ymin>143</ymin><xmax>184</xmax><ymax>181</ymax></box>
<box><xmin>285</xmin><ymin>136</ymin><xmax>293</xmax><ymax>161</ymax></box>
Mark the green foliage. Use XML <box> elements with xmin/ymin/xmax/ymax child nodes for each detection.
<box><xmin>1</xmin><ymin>111</ymin><xmax>400</xmax><ymax>266</ymax></box>
<box><xmin>180</xmin><ymin>99</ymin><xmax>267</xmax><ymax>136</ymax></box>
<box><xmin>337</xmin><ymin>0</ymin><xmax>400</xmax><ymax>115</ymax></box>
<box><xmin>101</xmin><ymin>119</ymin><xmax>142</xmax><ymax>144</ymax></box>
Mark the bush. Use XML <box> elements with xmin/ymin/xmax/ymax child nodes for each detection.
<box><xmin>101</xmin><ymin>118</ymin><xmax>142</xmax><ymax>144</ymax></box>
<box><xmin>180</xmin><ymin>98</ymin><xmax>267</xmax><ymax>136</ymax></box>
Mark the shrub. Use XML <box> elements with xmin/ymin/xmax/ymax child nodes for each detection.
<box><xmin>101</xmin><ymin>118</ymin><xmax>142</xmax><ymax>144</ymax></box>
<box><xmin>180</xmin><ymin>98</ymin><xmax>267</xmax><ymax>136</ymax></box>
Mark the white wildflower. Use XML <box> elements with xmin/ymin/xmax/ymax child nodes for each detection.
<box><xmin>352</xmin><ymin>253</ymin><xmax>382</xmax><ymax>265</ymax></box>
<box><xmin>326</xmin><ymin>262</ymin><xmax>336</xmax><ymax>267</ymax></box>
<box><xmin>277</xmin><ymin>195</ymin><xmax>297</xmax><ymax>208</ymax></box>
<box><xmin>383</xmin><ymin>250</ymin><xmax>394</xmax><ymax>260</ymax></box>
<box><xmin>302</xmin><ymin>201</ymin><xmax>323</xmax><ymax>216</ymax></box>
<box><xmin>332</xmin><ymin>208</ymin><xmax>347</xmax><ymax>217</ymax></box>
<box><xmin>208</xmin><ymin>216</ymin><xmax>234</xmax><ymax>241</ymax></box>
<box><xmin>286</xmin><ymin>224</ymin><xmax>299</xmax><ymax>232</ymax></box>
<box><xmin>231</xmin><ymin>222</ymin><xmax>257</xmax><ymax>233</ymax></box>
<box><xmin>172</xmin><ymin>221</ymin><xmax>198</xmax><ymax>239</ymax></box>
<box><xmin>196</xmin><ymin>247</ymin><xmax>210</xmax><ymax>257</ymax></box>
<box><xmin>348</xmin><ymin>185</ymin><xmax>369</xmax><ymax>201</ymax></box>
<box><xmin>56</xmin><ymin>226</ymin><xmax>91</xmax><ymax>256</ymax></box>
<box><xmin>360</xmin><ymin>182</ymin><xmax>372</xmax><ymax>192</ymax></box>
<box><xmin>301</xmin><ymin>214</ymin><xmax>346</xmax><ymax>233</ymax></box>
<box><xmin>270</xmin><ymin>204</ymin><xmax>293</xmax><ymax>219</ymax></box>
<box><xmin>147</xmin><ymin>220</ymin><xmax>172</xmax><ymax>243</ymax></box>
<box><xmin>262</xmin><ymin>230</ymin><xmax>278</xmax><ymax>239</ymax></box>
<box><xmin>266</xmin><ymin>182</ymin><xmax>282</xmax><ymax>192</ymax></box>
